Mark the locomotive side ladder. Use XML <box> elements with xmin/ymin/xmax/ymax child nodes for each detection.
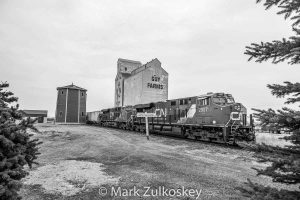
<box><xmin>230</xmin><ymin>120</ymin><xmax>240</xmax><ymax>143</ymax></box>
<box><xmin>231</xmin><ymin>120</ymin><xmax>240</xmax><ymax>133</ymax></box>
<box><xmin>224</xmin><ymin>117</ymin><xmax>240</xmax><ymax>144</ymax></box>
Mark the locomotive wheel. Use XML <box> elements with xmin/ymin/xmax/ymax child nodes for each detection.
<box><xmin>182</xmin><ymin>128</ymin><xmax>190</xmax><ymax>139</ymax></box>
<box><xmin>189</xmin><ymin>135</ymin><xmax>197</xmax><ymax>140</ymax></box>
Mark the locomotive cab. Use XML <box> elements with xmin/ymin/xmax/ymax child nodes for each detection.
<box><xmin>210</xmin><ymin>93</ymin><xmax>248</xmax><ymax>126</ymax></box>
<box><xmin>196</xmin><ymin>92</ymin><xmax>255</xmax><ymax>143</ymax></box>
<box><xmin>212</xmin><ymin>93</ymin><xmax>254</xmax><ymax>142</ymax></box>
<box><xmin>196</xmin><ymin>93</ymin><xmax>238</xmax><ymax>125</ymax></box>
<box><xmin>212</xmin><ymin>93</ymin><xmax>235</xmax><ymax>106</ymax></box>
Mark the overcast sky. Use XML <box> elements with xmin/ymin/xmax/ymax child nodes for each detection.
<box><xmin>1</xmin><ymin>0</ymin><xmax>299</xmax><ymax>117</ymax></box>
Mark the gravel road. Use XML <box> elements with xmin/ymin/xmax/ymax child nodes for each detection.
<box><xmin>20</xmin><ymin>124</ymin><xmax>291</xmax><ymax>200</ymax></box>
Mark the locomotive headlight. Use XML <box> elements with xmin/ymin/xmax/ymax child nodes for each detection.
<box><xmin>212</xmin><ymin>120</ymin><xmax>216</xmax><ymax>124</ymax></box>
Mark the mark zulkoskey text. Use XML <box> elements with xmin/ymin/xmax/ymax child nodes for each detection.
<box><xmin>99</xmin><ymin>186</ymin><xmax>202</xmax><ymax>198</ymax></box>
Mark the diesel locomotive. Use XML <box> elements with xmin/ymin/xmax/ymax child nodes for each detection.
<box><xmin>88</xmin><ymin>92</ymin><xmax>255</xmax><ymax>145</ymax></box>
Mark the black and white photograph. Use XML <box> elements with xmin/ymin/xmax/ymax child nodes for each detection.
<box><xmin>0</xmin><ymin>0</ymin><xmax>299</xmax><ymax>199</ymax></box>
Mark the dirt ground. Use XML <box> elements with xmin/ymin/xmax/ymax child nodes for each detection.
<box><xmin>20</xmin><ymin>124</ymin><xmax>292</xmax><ymax>200</ymax></box>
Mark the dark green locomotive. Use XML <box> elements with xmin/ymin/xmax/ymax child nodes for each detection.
<box><xmin>94</xmin><ymin>92</ymin><xmax>255</xmax><ymax>145</ymax></box>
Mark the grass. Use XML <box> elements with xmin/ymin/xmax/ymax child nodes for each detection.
<box><xmin>255</xmin><ymin>132</ymin><xmax>292</xmax><ymax>147</ymax></box>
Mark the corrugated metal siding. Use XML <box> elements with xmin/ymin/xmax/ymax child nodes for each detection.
<box><xmin>115</xmin><ymin>77</ymin><xmax>123</xmax><ymax>107</ymax></box>
<box><xmin>115</xmin><ymin>59</ymin><xmax>141</xmax><ymax>107</ymax></box>
<box><xmin>123</xmin><ymin>61</ymin><xmax>168</xmax><ymax>106</ymax></box>
<box><xmin>123</xmin><ymin>72</ymin><xmax>143</xmax><ymax>106</ymax></box>
<box><xmin>141</xmin><ymin>64</ymin><xmax>168</xmax><ymax>104</ymax></box>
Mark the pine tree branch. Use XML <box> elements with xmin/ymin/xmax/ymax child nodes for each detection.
<box><xmin>244</xmin><ymin>142</ymin><xmax>300</xmax><ymax>156</ymax></box>
<box><xmin>0</xmin><ymin>82</ymin><xmax>41</xmax><ymax>199</ymax></box>
<box><xmin>252</xmin><ymin>108</ymin><xmax>300</xmax><ymax>132</ymax></box>
<box><xmin>246</xmin><ymin>0</ymin><xmax>300</xmax><ymax>65</ymax></box>
<box><xmin>267</xmin><ymin>82</ymin><xmax>300</xmax><ymax>104</ymax></box>
<box><xmin>245</xmin><ymin>31</ymin><xmax>300</xmax><ymax>65</ymax></box>
<box><xmin>241</xmin><ymin>1</ymin><xmax>300</xmax><ymax>199</ymax></box>
<box><xmin>238</xmin><ymin>178</ymin><xmax>300</xmax><ymax>200</ymax></box>
<box><xmin>253</xmin><ymin>154</ymin><xmax>300</xmax><ymax>184</ymax></box>
<box><xmin>241</xmin><ymin>143</ymin><xmax>300</xmax><ymax>185</ymax></box>
<box><xmin>257</xmin><ymin>0</ymin><xmax>300</xmax><ymax>27</ymax></box>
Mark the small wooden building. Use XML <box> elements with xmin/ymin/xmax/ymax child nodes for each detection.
<box><xmin>20</xmin><ymin>110</ymin><xmax>48</xmax><ymax>123</ymax></box>
<box><xmin>55</xmin><ymin>84</ymin><xmax>87</xmax><ymax>124</ymax></box>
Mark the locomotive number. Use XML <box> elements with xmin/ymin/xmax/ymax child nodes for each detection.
<box><xmin>199</xmin><ymin>107</ymin><xmax>209</xmax><ymax>112</ymax></box>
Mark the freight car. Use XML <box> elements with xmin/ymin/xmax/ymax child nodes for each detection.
<box><xmin>86</xmin><ymin>111</ymin><xmax>102</xmax><ymax>123</ymax></box>
<box><xmin>89</xmin><ymin>92</ymin><xmax>255</xmax><ymax>145</ymax></box>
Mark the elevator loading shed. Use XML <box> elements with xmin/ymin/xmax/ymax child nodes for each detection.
<box><xmin>20</xmin><ymin>110</ymin><xmax>48</xmax><ymax>123</ymax></box>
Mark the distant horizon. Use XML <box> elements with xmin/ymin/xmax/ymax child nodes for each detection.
<box><xmin>1</xmin><ymin>0</ymin><xmax>299</xmax><ymax>117</ymax></box>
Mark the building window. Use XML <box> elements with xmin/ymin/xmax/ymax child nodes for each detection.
<box><xmin>59</xmin><ymin>111</ymin><xmax>63</xmax><ymax>117</ymax></box>
<box><xmin>81</xmin><ymin>92</ymin><xmax>84</xmax><ymax>97</ymax></box>
<box><xmin>179</xmin><ymin>99</ymin><xmax>184</xmax><ymax>105</ymax></box>
<box><xmin>61</xmin><ymin>91</ymin><xmax>64</xmax><ymax>95</ymax></box>
<box><xmin>179</xmin><ymin>99</ymin><xmax>188</xmax><ymax>105</ymax></box>
<box><xmin>171</xmin><ymin>101</ymin><xmax>176</xmax><ymax>106</ymax></box>
<box><xmin>81</xmin><ymin>112</ymin><xmax>84</xmax><ymax>116</ymax></box>
<box><xmin>124</xmin><ymin>67</ymin><xmax>127</xmax><ymax>71</ymax></box>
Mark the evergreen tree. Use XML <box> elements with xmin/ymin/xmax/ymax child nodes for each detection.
<box><xmin>0</xmin><ymin>82</ymin><xmax>41</xmax><ymax>200</ymax></box>
<box><xmin>239</xmin><ymin>1</ymin><xmax>300</xmax><ymax>199</ymax></box>
<box><xmin>245</xmin><ymin>0</ymin><xmax>300</xmax><ymax>65</ymax></box>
